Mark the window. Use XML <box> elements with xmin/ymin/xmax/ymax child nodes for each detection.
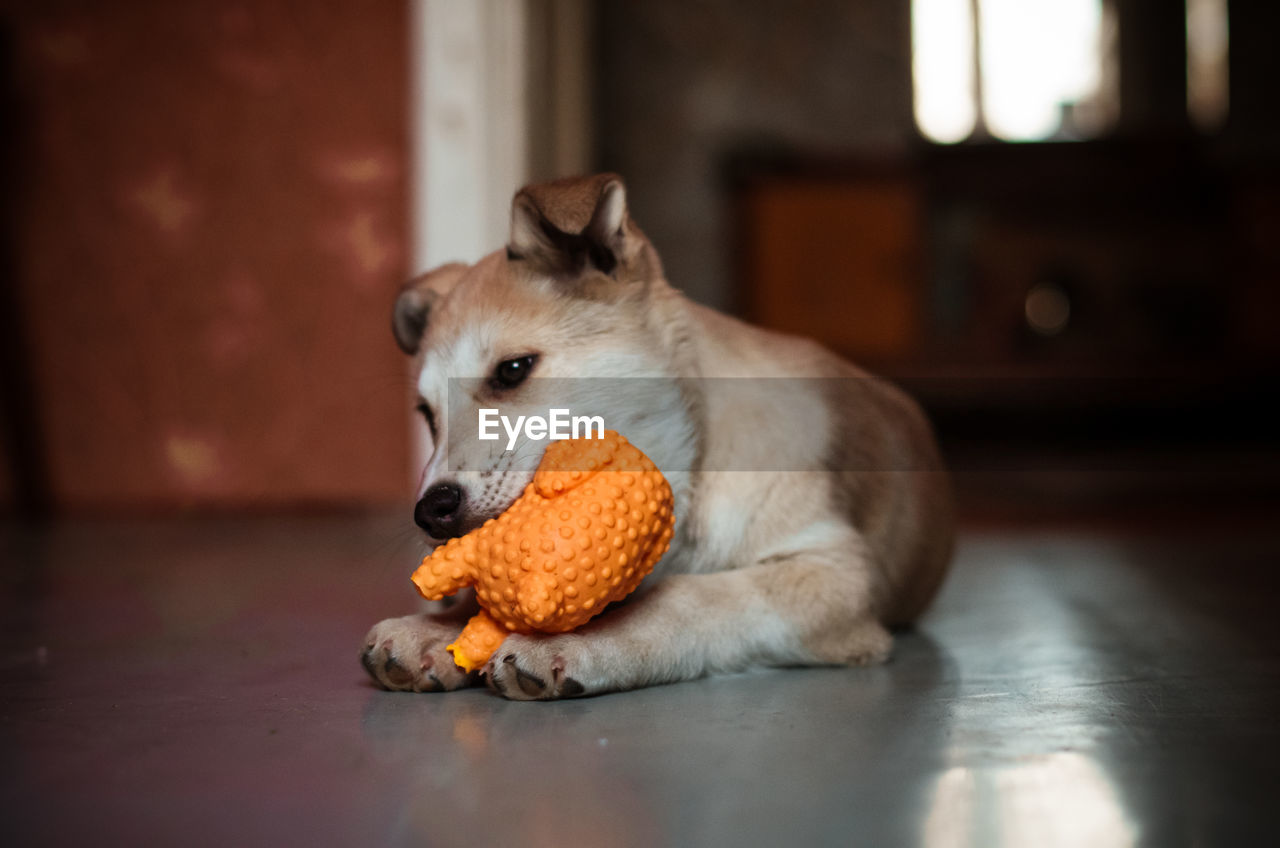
<box><xmin>915</xmin><ymin>0</ymin><xmax>1232</xmax><ymax>143</ymax></box>
<box><xmin>1186</xmin><ymin>0</ymin><xmax>1229</xmax><ymax>131</ymax></box>
<box><xmin>913</xmin><ymin>0</ymin><xmax>1118</xmax><ymax>143</ymax></box>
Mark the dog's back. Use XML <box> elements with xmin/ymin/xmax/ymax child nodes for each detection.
<box><xmin>679</xmin><ymin>300</ymin><xmax>953</xmax><ymax>624</ymax></box>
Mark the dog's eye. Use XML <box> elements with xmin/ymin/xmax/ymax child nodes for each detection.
<box><xmin>492</xmin><ymin>354</ymin><xmax>538</xmax><ymax>389</ymax></box>
<box><xmin>415</xmin><ymin>401</ymin><xmax>436</xmax><ymax>438</ymax></box>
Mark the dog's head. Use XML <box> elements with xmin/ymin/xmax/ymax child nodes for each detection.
<box><xmin>393</xmin><ymin>174</ymin><xmax>686</xmax><ymax>543</ymax></box>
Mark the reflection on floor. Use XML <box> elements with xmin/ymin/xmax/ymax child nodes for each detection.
<box><xmin>2</xmin><ymin>513</ymin><xmax>1277</xmax><ymax>846</ymax></box>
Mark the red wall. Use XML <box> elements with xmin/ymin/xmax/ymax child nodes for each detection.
<box><xmin>3</xmin><ymin>1</ymin><xmax>413</xmax><ymax>511</ymax></box>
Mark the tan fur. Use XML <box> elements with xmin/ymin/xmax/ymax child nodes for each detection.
<box><xmin>363</xmin><ymin>174</ymin><xmax>954</xmax><ymax>699</ymax></box>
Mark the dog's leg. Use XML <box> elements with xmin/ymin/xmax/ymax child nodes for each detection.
<box><xmin>486</xmin><ymin>545</ymin><xmax>892</xmax><ymax>700</ymax></box>
<box><xmin>360</xmin><ymin>589</ymin><xmax>483</xmax><ymax>692</ymax></box>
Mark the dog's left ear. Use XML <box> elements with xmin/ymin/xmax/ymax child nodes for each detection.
<box><xmin>508</xmin><ymin>174</ymin><xmax>652</xmax><ymax>281</ymax></box>
<box><xmin>392</xmin><ymin>262</ymin><xmax>467</xmax><ymax>354</ymax></box>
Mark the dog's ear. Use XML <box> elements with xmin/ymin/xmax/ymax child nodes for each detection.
<box><xmin>507</xmin><ymin>174</ymin><xmax>645</xmax><ymax>280</ymax></box>
<box><xmin>392</xmin><ymin>263</ymin><xmax>467</xmax><ymax>354</ymax></box>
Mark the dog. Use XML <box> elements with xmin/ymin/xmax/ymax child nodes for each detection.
<box><xmin>361</xmin><ymin>173</ymin><xmax>954</xmax><ymax>700</ymax></box>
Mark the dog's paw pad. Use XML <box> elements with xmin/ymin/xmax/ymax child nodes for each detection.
<box><xmin>360</xmin><ymin>614</ymin><xmax>477</xmax><ymax>693</ymax></box>
<box><xmin>487</xmin><ymin>641</ymin><xmax>588</xmax><ymax>700</ymax></box>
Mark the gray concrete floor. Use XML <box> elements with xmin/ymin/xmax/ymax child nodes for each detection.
<box><xmin>2</xmin><ymin>513</ymin><xmax>1278</xmax><ymax>847</ymax></box>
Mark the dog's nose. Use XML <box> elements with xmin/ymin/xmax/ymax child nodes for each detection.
<box><xmin>415</xmin><ymin>482</ymin><xmax>465</xmax><ymax>539</ymax></box>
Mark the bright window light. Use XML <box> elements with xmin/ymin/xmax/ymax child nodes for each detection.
<box><xmin>1187</xmin><ymin>0</ymin><xmax>1229</xmax><ymax>131</ymax></box>
<box><xmin>980</xmin><ymin>0</ymin><xmax>1106</xmax><ymax>141</ymax></box>
<box><xmin>913</xmin><ymin>0</ymin><xmax>1116</xmax><ymax>143</ymax></box>
<box><xmin>912</xmin><ymin>0</ymin><xmax>976</xmax><ymax>144</ymax></box>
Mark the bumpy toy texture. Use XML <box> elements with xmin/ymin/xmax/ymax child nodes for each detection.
<box><xmin>410</xmin><ymin>431</ymin><xmax>675</xmax><ymax>672</ymax></box>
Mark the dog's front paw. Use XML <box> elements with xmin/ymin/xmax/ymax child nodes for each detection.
<box><xmin>360</xmin><ymin>614</ymin><xmax>477</xmax><ymax>692</ymax></box>
<box><xmin>484</xmin><ymin>633</ymin><xmax>593</xmax><ymax>701</ymax></box>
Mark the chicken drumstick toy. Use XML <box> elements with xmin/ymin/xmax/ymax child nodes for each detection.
<box><xmin>410</xmin><ymin>430</ymin><xmax>675</xmax><ymax>672</ymax></box>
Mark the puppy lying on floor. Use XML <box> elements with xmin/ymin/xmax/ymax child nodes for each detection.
<box><xmin>361</xmin><ymin>173</ymin><xmax>953</xmax><ymax>700</ymax></box>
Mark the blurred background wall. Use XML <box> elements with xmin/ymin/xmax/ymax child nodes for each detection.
<box><xmin>597</xmin><ymin>0</ymin><xmax>915</xmax><ymax>311</ymax></box>
<box><xmin>1</xmin><ymin>0</ymin><xmax>1277</xmax><ymax>518</ymax></box>
<box><xmin>1</xmin><ymin>1</ymin><xmax>411</xmax><ymax>514</ymax></box>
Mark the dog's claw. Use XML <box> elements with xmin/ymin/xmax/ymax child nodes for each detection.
<box><xmin>360</xmin><ymin>613</ymin><xmax>478</xmax><ymax>693</ymax></box>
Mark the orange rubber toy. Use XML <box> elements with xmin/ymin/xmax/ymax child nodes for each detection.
<box><xmin>410</xmin><ymin>431</ymin><xmax>675</xmax><ymax>672</ymax></box>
